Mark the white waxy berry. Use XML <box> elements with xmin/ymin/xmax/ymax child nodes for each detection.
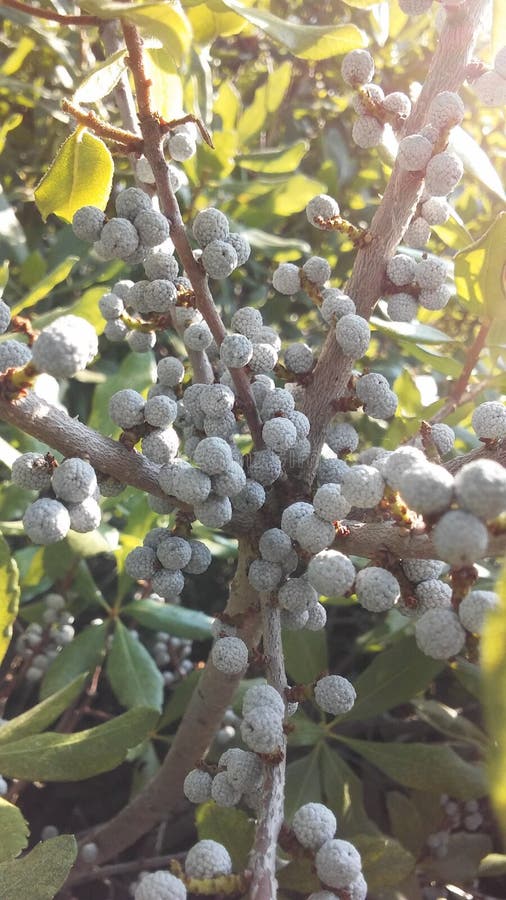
<box><xmin>382</xmin><ymin>91</ymin><xmax>411</xmax><ymax>118</ymax></box>
<box><xmin>32</xmin><ymin>315</ymin><xmax>98</xmax><ymax>378</ymax></box>
<box><xmin>193</xmin><ymin>208</ymin><xmax>229</xmax><ymax>246</ymax></box>
<box><xmin>98</xmin><ymin>292</ymin><xmax>124</xmax><ymax>320</ymax></box>
<box><xmin>308</xmin><ymin>893</ymin><xmax>339</xmax><ymax>900</ymax></box>
<box><xmin>284</xmin><ymin>343</ymin><xmax>313</xmax><ymax>374</ymax></box>
<box><xmin>341</xmin><ymin>49</ymin><xmax>374</xmax><ymax>86</ymax></box>
<box><xmin>240</xmin><ymin>705</ymin><xmax>284</xmax><ymax>754</ymax></box>
<box><xmin>183</xmin><ymin>539</ymin><xmax>212</xmax><ymax>575</ymax></box>
<box><xmin>386</xmin><ymin>254</ymin><xmax>416</xmax><ymax>286</ymax></box>
<box><xmin>472</xmin><ymin>401</ymin><xmax>506</xmax><ymax>440</ymax></box>
<box><xmin>226</xmin><ymin>233</ymin><xmax>251</xmax><ymax>266</ymax></box>
<box><xmin>183</xmin><ymin>322</ymin><xmax>212</xmax><ymax>352</ymax></box>
<box><xmin>428</xmin><ymin>91</ymin><xmax>465</xmax><ymax>130</ymax></box>
<box><xmin>397</xmin><ymin>133</ymin><xmax>433</xmax><ymax>172</ymax></box>
<box><xmin>135</xmin><ymin>156</ymin><xmax>155</xmax><ymax>184</ymax></box>
<box><xmin>220</xmin><ymin>333</ymin><xmax>253</xmax><ymax>368</ymax></box>
<box><xmin>459</xmin><ymin>590</ymin><xmax>499</xmax><ymax>634</ymax></box>
<box><xmin>230</xmin><ymin>306</ymin><xmax>263</xmax><ymax>339</ymax></box>
<box><xmin>151</xmin><ymin>568</ymin><xmax>184</xmax><ymax>599</ymax></box>
<box><xmin>249</xmin><ymin>342</ymin><xmax>278</xmax><ymax>374</ymax></box>
<box><xmin>352</xmin><ymin>83</ymin><xmax>384</xmax><ymax>116</ymax></box>
<box><xmin>220</xmin><ymin>747</ymin><xmax>263</xmax><ymax>791</ymax></box>
<box><xmin>341</xmin><ymin>464</ymin><xmax>384</xmax><ymax>508</ymax></box>
<box><xmin>134</xmin><ymin>870</ymin><xmax>187</xmax><ymax>900</ymax></box>
<box><xmin>418</xmin><ymin>284</ymin><xmax>452</xmax><ymax>310</ymax></box>
<box><xmin>247</xmin><ymin>449</ymin><xmax>282</xmax><ymax>486</ymax></box>
<box><xmin>303</xmin><ymin>256</ymin><xmax>331</xmax><ymax>286</ymax></box>
<box><xmin>454</xmin><ymin>459</ymin><xmax>506</xmax><ymax>520</ymax></box>
<box><xmin>259</xmin><ymin>528</ymin><xmax>292</xmax><ymax>562</ymax></box>
<box><xmin>185</xmin><ymin>839</ymin><xmax>232</xmax><ymax>879</ymax></box>
<box><xmin>278</xmin><ymin>578</ymin><xmax>318</xmax><ymax>615</ymax></box>
<box><xmin>306</xmin><ymin>194</ymin><xmax>340</xmax><ymax>227</ymax></box>
<box><xmin>125</xmin><ymin>546</ymin><xmax>158</xmax><ymax>580</ymax></box>
<box><xmin>201</xmin><ymin>240</ymin><xmax>238</xmax><ymax>279</ymax></box>
<box><xmin>289</xmin><ymin>410</ymin><xmax>310</xmax><ymax>439</ymax></box>
<box><xmin>421</xmin><ymin>196</ymin><xmax>450</xmax><ymax>226</ymax></box>
<box><xmin>355</xmin><ymin>567</ymin><xmax>400</xmax><ymax>612</ymax></box>
<box><xmin>272</xmin><ymin>263</ymin><xmax>301</xmax><ymax>295</ymax></box>
<box><xmin>143</xmin><ymin>279</ymin><xmax>177</xmax><ymax>313</ymax></box>
<box><xmin>144</xmin><ymin>248</ymin><xmax>177</xmax><ymax>281</ymax></box>
<box><xmin>473</xmin><ymin>70</ymin><xmax>506</xmax><ymax>108</ymax></box>
<box><xmin>335</xmin><ymin>314</ymin><xmax>370</xmax><ymax>359</ymax></box>
<box><xmin>127</xmin><ymin>331</ymin><xmax>156</xmax><ymax>354</ymax></box>
<box><xmin>378</xmin><ymin>445</ymin><xmax>426</xmax><ymax>489</ymax></box>
<box><xmin>0</xmin><ymin>299</ymin><xmax>11</xmax><ymax>335</ymax></box>
<box><xmin>401</xmin><ymin>558</ymin><xmax>444</xmax><ymax>583</ymax></box>
<box><xmin>12</xmin><ymin>452</ymin><xmax>52</xmax><ymax>491</ymax></box>
<box><xmin>320</xmin><ymin>290</ymin><xmax>356</xmax><ymax>324</ymax></box>
<box><xmin>193</xmin><ymin>437</ymin><xmax>233</xmax><ymax>475</ymax></box>
<box><xmin>100</xmin><ymin>217</ymin><xmax>139</xmax><ymax>259</ymax></box>
<box><xmin>211</xmin><ymin>636</ymin><xmax>248</xmax><ymax>674</ymax></box>
<box><xmin>306</xmin><ymin>601</ymin><xmax>327</xmax><ymax>630</ymax></box>
<box><xmin>317</xmin><ymin>455</ymin><xmax>348</xmax><ymax>485</ymax></box>
<box><xmin>415</xmin><ymin>578</ymin><xmax>452</xmax><ymax>614</ymax></box>
<box><xmin>292</xmin><ymin>803</ymin><xmax>337</xmax><ymax>850</ymax></box>
<box><xmin>52</xmin><ymin>458</ymin><xmax>97</xmax><ymax>503</ymax></box>
<box><xmin>313</xmin><ymin>483</ymin><xmax>351</xmax><ymax>522</ymax></box>
<box><xmin>315</xmin><ymin>839</ymin><xmax>362</xmax><ymax>890</ymax></box>
<box><xmin>307</xmin><ymin>550</ymin><xmax>356</xmax><ymax>597</ymax></box>
<box><xmin>399</xmin><ymin>0</ymin><xmax>432</xmax><ymax>12</ymax></box>
<box><xmin>23</xmin><ymin>498</ymin><xmax>70</xmax><ymax>545</ymax></box>
<box><xmin>157</xmin><ymin>536</ymin><xmax>192</xmax><ymax>570</ymax></box>
<box><xmin>72</xmin><ymin>205</ymin><xmax>106</xmax><ymax>242</ymax></box>
<box><xmin>314</xmin><ymin>675</ymin><xmax>356</xmax><ymax>715</ymax></box>
<box><xmin>262</xmin><ymin>417</ymin><xmax>297</xmax><ymax>453</ymax></box>
<box><xmin>261</xmin><ymin>388</ymin><xmax>295</xmax><ymax>421</ymax></box>
<box><xmin>242</xmin><ymin>684</ymin><xmax>286</xmax><ymax>718</ymax></box>
<box><xmin>79</xmin><ymin>842</ymin><xmax>98</xmax><ymax>864</ymax></box>
<box><xmin>352</xmin><ymin>116</ymin><xmax>384</xmax><ymax>149</ymax></box>
<box><xmin>387</xmin><ymin>292</ymin><xmax>418</xmax><ymax>322</ymax></box>
<box><xmin>397</xmin><ymin>462</ymin><xmax>454</xmax><ymax>515</ymax></box>
<box><xmin>432</xmin><ymin>510</ymin><xmax>488</xmax><ymax>566</ymax></box>
<box><xmin>425</xmin><ymin>151</ymin><xmax>463</xmax><ymax>196</ymax></box>
<box><xmin>231</xmin><ymin>480</ymin><xmax>266</xmax><ymax>513</ymax></box>
<box><xmin>326</xmin><ymin>422</ymin><xmax>359</xmax><ymax>455</ymax></box>
<box><xmin>144</xmin><ymin>396</ymin><xmax>178</xmax><ymax>428</ymax></box>
<box><xmin>104</xmin><ymin>319</ymin><xmax>129</xmax><ymax>343</ymax></box>
<box><xmin>194</xmin><ymin>493</ymin><xmax>232</xmax><ymax>528</ymax></box>
<box><xmin>415</xmin><ymin>257</ymin><xmax>446</xmax><ymax>290</ymax></box>
<box><xmin>199</xmin><ymin>384</ymin><xmax>235</xmax><ymax>417</ymax></box>
<box><xmin>68</xmin><ymin>496</ymin><xmax>101</xmax><ymax>533</ymax></box>
<box><xmin>115</xmin><ymin>187</ymin><xmax>152</xmax><ymax>221</ymax></box>
<box><xmin>248</xmin><ymin>559</ymin><xmax>283</xmax><ymax>591</ymax></box>
<box><xmin>415</xmin><ymin>608</ymin><xmax>466</xmax><ymax>659</ymax></box>
<box><xmin>211</xmin><ymin>771</ymin><xmax>242</xmax><ymax>807</ymax></box>
<box><xmin>403</xmin><ymin>216</ymin><xmax>430</xmax><ymax>249</ymax></box>
<box><xmin>109</xmin><ymin>389</ymin><xmax>145</xmax><ymax>429</ymax></box>
<box><xmin>212</xmin><ymin>462</ymin><xmax>246</xmax><ymax>498</ymax></box>
<box><xmin>157</xmin><ymin>356</ymin><xmax>184</xmax><ymax>387</ymax></box>
<box><xmin>183</xmin><ymin>769</ymin><xmax>213</xmax><ymax>804</ymax></box>
<box><xmin>167</xmin><ymin>132</ymin><xmax>196</xmax><ymax>161</ymax></box>
<box><xmin>296</xmin><ymin>513</ymin><xmax>336</xmax><ymax>554</ymax></box>
<box><xmin>141</xmin><ymin>428</ymin><xmax>179</xmax><ymax>464</ymax></box>
<box><xmin>134</xmin><ymin>209</ymin><xmax>170</xmax><ymax>248</ymax></box>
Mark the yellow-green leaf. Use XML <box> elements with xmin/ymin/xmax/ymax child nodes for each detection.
<box><xmin>0</xmin><ymin>834</ymin><xmax>77</xmax><ymax>900</ymax></box>
<box><xmin>34</xmin><ymin>130</ymin><xmax>113</xmax><ymax>223</ymax></box>
<box><xmin>74</xmin><ymin>49</ymin><xmax>128</xmax><ymax>104</ymax></box>
<box><xmin>127</xmin><ymin>5</ymin><xmax>192</xmax><ymax>65</ymax></box>
<box><xmin>482</xmin><ymin>564</ymin><xmax>506</xmax><ymax>843</ymax></box>
<box><xmin>0</xmin><ymin>799</ymin><xmax>29</xmax><ymax>864</ymax></box>
<box><xmin>0</xmin><ymin>534</ymin><xmax>19</xmax><ymax>667</ymax></box>
<box><xmin>454</xmin><ymin>212</ymin><xmax>506</xmax><ymax>320</ymax></box>
<box><xmin>0</xmin><ymin>675</ymin><xmax>87</xmax><ymax>746</ymax></box>
<box><xmin>188</xmin><ymin>4</ymin><xmax>246</xmax><ymax>43</ymax></box>
<box><xmin>237</xmin><ymin>140</ymin><xmax>309</xmax><ymax>174</ymax></box>
<box><xmin>145</xmin><ymin>48</ymin><xmax>184</xmax><ymax>120</ymax></box>
<box><xmin>237</xmin><ymin>61</ymin><xmax>292</xmax><ymax>144</ymax></box>
<box><xmin>10</xmin><ymin>256</ymin><xmax>79</xmax><ymax>316</ymax></box>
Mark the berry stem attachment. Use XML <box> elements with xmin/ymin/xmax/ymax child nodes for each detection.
<box><xmin>312</xmin><ymin>214</ymin><xmax>373</xmax><ymax>248</ymax></box>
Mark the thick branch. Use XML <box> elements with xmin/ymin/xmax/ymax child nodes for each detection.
<box><xmin>121</xmin><ymin>21</ymin><xmax>264</xmax><ymax>447</ymax></box>
<box><xmin>0</xmin><ymin>0</ymin><xmax>100</xmax><ymax>25</ymax></box>
<box><xmin>332</xmin><ymin>518</ymin><xmax>506</xmax><ymax>560</ymax></box>
<box><xmin>301</xmin><ymin>0</ymin><xmax>488</xmax><ymax>483</ymax></box>
<box><xmin>249</xmin><ymin>597</ymin><xmax>287</xmax><ymax>900</ymax></box>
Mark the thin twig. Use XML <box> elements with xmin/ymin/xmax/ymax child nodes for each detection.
<box><xmin>0</xmin><ymin>0</ymin><xmax>100</xmax><ymax>25</ymax></box>
<box><xmin>432</xmin><ymin>319</ymin><xmax>491</xmax><ymax>423</ymax></box>
<box><xmin>61</xmin><ymin>99</ymin><xmax>143</xmax><ymax>151</ymax></box>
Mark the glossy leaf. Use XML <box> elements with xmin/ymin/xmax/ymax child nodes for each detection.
<box><xmin>40</xmin><ymin>622</ymin><xmax>108</xmax><ymax>701</ymax></box>
<box><xmin>454</xmin><ymin>212</ymin><xmax>506</xmax><ymax>321</ymax></box>
<box><xmin>277</xmin><ymin>858</ymin><xmax>320</xmax><ymax>893</ymax></box>
<box><xmin>0</xmin><ymin>533</ymin><xmax>19</xmax><ymax>666</ymax></box>
<box><xmin>371</xmin><ymin>317</ymin><xmax>453</xmax><ymax>344</ymax></box>
<box><xmin>127</xmin><ymin>5</ymin><xmax>192</xmax><ymax>65</ymax></box>
<box><xmin>124</xmin><ymin>598</ymin><xmax>213</xmax><ymax>639</ymax></box>
<box><xmin>479</xmin><ymin>853</ymin><xmax>506</xmax><ymax>877</ymax></box>
<box><xmin>412</xmin><ymin>698</ymin><xmax>488</xmax><ymax>749</ymax></box>
<box><xmin>0</xmin><ymin>675</ymin><xmax>86</xmax><ymax>746</ymax></box>
<box><xmin>34</xmin><ymin>130</ymin><xmax>113</xmax><ymax>223</ymax></box>
<box><xmin>0</xmin><ymin>707</ymin><xmax>159</xmax><ymax>781</ymax></box>
<box><xmin>0</xmin><ymin>799</ymin><xmax>29</xmax><ymax>864</ymax></box>
<box><xmin>145</xmin><ymin>49</ymin><xmax>183</xmax><ymax>121</ymax></box>
<box><xmin>188</xmin><ymin>4</ymin><xmax>246</xmax><ymax>43</ymax></box>
<box><xmin>10</xmin><ymin>256</ymin><xmax>79</xmax><ymax>316</ymax></box>
<box><xmin>450</xmin><ymin>127</ymin><xmax>506</xmax><ymax>203</ymax></box>
<box><xmin>343</xmin><ymin>636</ymin><xmax>442</xmax><ymax>722</ymax></box>
<box><xmin>481</xmin><ymin>564</ymin><xmax>506</xmax><ymax>842</ymax></box>
<box><xmin>237</xmin><ymin>62</ymin><xmax>292</xmax><ymax>143</ymax></box>
<box><xmin>338</xmin><ymin>737</ymin><xmax>488</xmax><ymax>800</ymax></box>
<box><xmin>107</xmin><ymin>621</ymin><xmax>163</xmax><ymax>712</ymax></box>
<box><xmin>0</xmin><ymin>834</ymin><xmax>77</xmax><ymax>899</ymax></box>
<box><xmin>282</xmin><ymin>627</ymin><xmax>327</xmax><ymax>684</ymax></box>
<box><xmin>73</xmin><ymin>49</ymin><xmax>127</xmax><ymax>104</ymax></box>
<box><xmin>196</xmin><ymin>803</ymin><xmax>254</xmax><ymax>871</ymax></box>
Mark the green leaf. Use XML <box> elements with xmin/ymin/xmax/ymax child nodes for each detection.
<box><xmin>492</xmin><ymin>0</ymin><xmax>506</xmax><ymax>54</ymax></box>
<box><xmin>272</xmin><ymin>173</ymin><xmax>326</xmax><ymax>217</ymax></box>
<box><xmin>0</xmin><ymin>675</ymin><xmax>86</xmax><ymax>746</ymax></box>
<box><xmin>188</xmin><ymin>4</ymin><xmax>246</xmax><ymax>43</ymax></box>
<box><xmin>10</xmin><ymin>256</ymin><xmax>78</xmax><ymax>316</ymax></box>
<box><xmin>353</xmin><ymin>834</ymin><xmax>415</xmax><ymax>892</ymax></box>
<box><xmin>66</xmin><ymin>526</ymin><xmax>118</xmax><ymax>558</ymax></box>
<box><xmin>371</xmin><ymin>317</ymin><xmax>453</xmax><ymax>344</ymax></box>
<box><xmin>89</xmin><ymin>351</ymin><xmax>156</xmax><ymax>436</ymax></box>
<box><xmin>0</xmin><ymin>533</ymin><xmax>19</xmax><ymax>666</ymax></box>
<box><xmin>107</xmin><ymin>621</ymin><xmax>163</xmax><ymax>711</ymax></box>
<box><xmin>124</xmin><ymin>599</ymin><xmax>213</xmax><ymax>639</ymax></box>
<box><xmin>0</xmin><ymin>834</ymin><xmax>77</xmax><ymax>899</ymax></box>
<box><xmin>451</xmin><ymin>127</ymin><xmax>506</xmax><ymax>203</ymax></box>
<box><xmin>0</xmin><ymin>707</ymin><xmax>159</xmax><ymax>781</ymax></box>
<box><xmin>237</xmin><ymin>62</ymin><xmax>292</xmax><ymax>143</ymax></box>
<box><xmin>40</xmin><ymin>622</ymin><xmax>108</xmax><ymax>700</ymax></box>
<box><xmin>145</xmin><ymin>48</ymin><xmax>183</xmax><ymax>121</ymax></box>
<box><xmin>481</xmin><ymin>564</ymin><xmax>506</xmax><ymax>842</ymax></box>
<box><xmin>34</xmin><ymin>130</ymin><xmax>113</xmax><ymax>223</ymax></box>
<box><xmin>237</xmin><ymin>141</ymin><xmax>309</xmax><ymax>175</ymax></box>
<box><xmin>338</xmin><ymin>737</ymin><xmax>488</xmax><ymax>800</ymax></box>
<box><xmin>287</xmin><ymin>710</ymin><xmax>326</xmax><ymax>747</ymax></box>
<box><xmin>277</xmin><ymin>858</ymin><xmax>320</xmax><ymax>893</ymax></box>
<box><xmin>127</xmin><ymin>5</ymin><xmax>192</xmax><ymax>65</ymax></box>
<box><xmin>284</xmin><ymin>745</ymin><xmax>322</xmax><ymax>820</ymax></box>
<box><xmin>217</xmin><ymin>0</ymin><xmax>365</xmax><ymax>59</ymax></box>
<box><xmin>412</xmin><ymin>699</ymin><xmax>488</xmax><ymax>749</ymax></box>
<box><xmin>452</xmin><ymin>658</ymin><xmax>482</xmax><ymax>700</ymax></box>
<box><xmin>320</xmin><ymin>742</ymin><xmax>377</xmax><ymax>837</ymax></box>
<box><xmin>282</xmin><ymin>628</ymin><xmax>327</xmax><ymax>684</ymax></box>
<box><xmin>196</xmin><ymin>803</ymin><xmax>254</xmax><ymax>871</ymax></box>
<box><xmin>0</xmin><ymin>799</ymin><xmax>29</xmax><ymax>864</ymax></box>
<box><xmin>74</xmin><ymin>48</ymin><xmax>127</xmax><ymax>104</ymax></box>
<box><xmin>386</xmin><ymin>791</ymin><xmax>426</xmax><ymax>857</ymax></box>
<box><xmin>342</xmin><ymin>636</ymin><xmax>443</xmax><ymax>722</ymax></box>
<box><xmin>454</xmin><ymin>213</ymin><xmax>506</xmax><ymax>321</ymax></box>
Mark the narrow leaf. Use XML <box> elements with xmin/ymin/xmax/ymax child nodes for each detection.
<box><xmin>0</xmin><ymin>707</ymin><xmax>159</xmax><ymax>781</ymax></box>
<box><xmin>0</xmin><ymin>834</ymin><xmax>77</xmax><ymax>899</ymax></box>
<box><xmin>320</xmin><ymin>742</ymin><xmax>377</xmax><ymax>837</ymax></box>
<box><xmin>454</xmin><ymin>213</ymin><xmax>506</xmax><ymax>321</ymax></box>
<box><xmin>10</xmin><ymin>257</ymin><xmax>79</xmax><ymax>316</ymax></box>
<box><xmin>284</xmin><ymin>746</ymin><xmax>322</xmax><ymax>820</ymax></box>
<box><xmin>371</xmin><ymin>317</ymin><xmax>453</xmax><ymax>344</ymax></box>
<box><xmin>107</xmin><ymin>621</ymin><xmax>163</xmax><ymax>711</ymax></box>
<box><xmin>0</xmin><ymin>675</ymin><xmax>87</xmax><ymax>746</ymax></box>
<box><xmin>34</xmin><ymin>130</ymin><xmax>113</xmax><ymax>223</ymax></box>
<box><xmin>282</xmin><ymin>628</ymin><xmax>327</xmax><ymax>684</ymax></box>
<box><xmin>74</xmin><ymin>49</ymin><xmax>127</xmax><ymax>103</ymax></box>
<box><xmin>40</xmin><ymin>622</ymin><xmax>108</xmax><ymax>701</ymax></box>
<box><xmin>481</xmin><ymin>564</ymin><xmax>506</xmax><ymax>842</ymax></box>
<box><xmin>0</xmin><ymin>799</ymin><xmax>29</xmax><ymax>864</ymax></box>
<box><xmin>124</xmin><ymin>599</ymin><xmax>213</xmax><ymax>639</ymax></box>
<box><xmin>0</xmin><ymin>534</ymin><xmax>19</xmax><ymax>666</ymax></box>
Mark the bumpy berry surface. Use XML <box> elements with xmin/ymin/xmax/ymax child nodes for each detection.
<box><xmin>292</xmin><ymin>802</ymin><xmax>337</xmax><ymax>850</ymax></box>
<box><xmin>315</xmin><ymin>839</ymin><xmax>362</xmax><ymax>889</ymax></box>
